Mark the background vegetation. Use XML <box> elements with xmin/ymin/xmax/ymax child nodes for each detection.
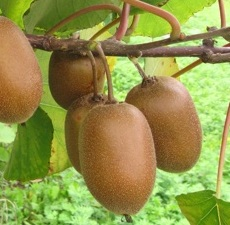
<box><xmin>0</xmin><ymin>1</ymin><xmax>230</xmax><ymax>224</ymax></box>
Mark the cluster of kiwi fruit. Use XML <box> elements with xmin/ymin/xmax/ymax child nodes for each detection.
<box><xmin>0</xmin><ymin>15</ymin><xmax>202</xmax><ymax>219</ymax></box>
<box><xmin>49</xmin><ymin>46</ymin><xmax>202</xmax><ymax>219</ymax></box>
<box><xmin>0</xmin><ymin>16</ymin><xmax>42</xmax><ymax>124</ymax></box>
<box><xmin>49</xmin><ymin>50</ymin><xmax>156</xmax><ymax>217</ymax></box>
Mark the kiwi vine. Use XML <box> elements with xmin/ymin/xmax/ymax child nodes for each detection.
<box><xmin>0</xmin><ymin>0</ymin><xmax>230</xmax><ymax>224</ymax></box>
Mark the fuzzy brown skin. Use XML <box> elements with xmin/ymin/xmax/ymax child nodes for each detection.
<box><xmin>0</xmin><ymin>16</ymin><xmax>42</xmax><ymax>123</ymax></box>
<box><xmin>79</xmin><ymin>102</ymin><xmax>156</xmax><ymax>215</ymax></box>
<box><xmin>65</xmin><ymin>93</ymin><xmax>107</xmax><ymax>173</ymax></box>
<box><xmin>125</xmin><ymin>76</ymin><xmax>202</xmax><ymax>173</ymax></box>
<box><xmin>48</xmin><ymin>51</ymin><xmax>105</xmax><ymax>109</ymax></box>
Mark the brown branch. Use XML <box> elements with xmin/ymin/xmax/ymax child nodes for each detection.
<box><xmin>202</xmin><ymin>52</ymin><xmax>230</xmax><ymax>63</ymax></box>
<box><xmin>26</xmin><ymin>26</ymin><xmax>230</xmax><ymax>63</ymax></box>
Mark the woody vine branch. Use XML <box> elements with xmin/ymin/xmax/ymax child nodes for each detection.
<box><xmin>27</xmin><ymin>26</ymin><xmax>230</xmax><ymax>63</ymax></box>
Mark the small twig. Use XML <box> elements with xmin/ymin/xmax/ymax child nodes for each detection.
<box><xmin>115</xmin><ymin>3</ymin><xmax>130</xmax><ymax>40</ymax></box>
<box><xmin>45</xmin><ymin>4</ymin><xmax>121</xmax><ymax>35</ymax></box>
<box><xmin>138</xmin><ymin>26</ymin><xmax>230</xmax><ymax>50</ymax></box>
<box><xmin>216</xmin><ymin>103</ymin><xmax>230</xmax><ymax>199</ymax></box>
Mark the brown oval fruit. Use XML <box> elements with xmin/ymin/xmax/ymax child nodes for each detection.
<box><xmin>79</xmin><ymin>102</ymin><xmax>156</xmax><ymax>215</ymax></box>
<box><xmin>125</xmin><ymin>76</ymin><xmax>202</xmax><ymax>173</ymax></box>
<box><xmin>0</xmin><ymin>16</ymin><xmax>42</xmax><ymax>123</ymax></box>
<box><xmin>65</xmin><ymin>94</ymin><xmax>108</xmax><ymax>173</ymax></box>
<box><xmin>48</xmin><ymin>51</ymin><xmax>105</xmax><ymax>109</ymax></box>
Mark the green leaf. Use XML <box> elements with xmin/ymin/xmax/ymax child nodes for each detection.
<box><xmin>36</xmin><ymin>50</ymin><xmax>71</xmax><ymax>174</ymax></box>
<box><xmin>0</xmin><ymin>147</ymin><xmax>10</xmax><ymax>162</ymax></box>
<box><xmin>130</xmin><ymin>0</ymin><xmax>169</xmax><ymax>14</ymax></box>
<box><xmin>23</xmin><ymin>0</ymin><xmax>121</xmax><ymax>34</ymax></box>
<box><xmin>133</xmin><ymin>0</ymin><xmax>216</xmax><ymax>37</ymax></box>
<box><xmin>144</xmin><ymin>57</ymin><xmax>179</xmax><ymax>76</ymax></box>
<box><xmin>0</xmin><ymin>123</ymin><xmax>16</xmax><ymax>144</ymax></box>
<box><xmin>176</xmin><ymin>190</ymin><xmax>230</xmax><ymax>225</ymax></box>
<box><xmin>0</xmin><ymin>0</ymin><xmax>34</xmax><ymax>28</ymax></box>
<box><xmin>4</xmin><ymin>107</ymin><xmax>53</xmax><ymax>181</ymax></box>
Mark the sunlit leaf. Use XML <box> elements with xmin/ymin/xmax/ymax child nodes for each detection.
<box><xmin>176</xmin><ymin>190</ymin><xmax>230</xmax><ymax>225</ymax></box>
<box><xmin>23</xmin><ymin>0</ymin><xmax>121</xmax><ymax>34</ymax></box>
<box><xmin>4</xmin><ymin>107</ymin><xmax>53</xmax><ymax>181</ymax></box>
<box><xmin>0</xmin><ymin>123</ymin><xmax>16</xmax><ymax>144</ymax></box>
<box><xmin>133</xmin><ymin>0</ymin><xmax>216</xmax><ymax>37</ymax></box>
<box><xmin>0</xmin><ymin>0</ymin><xmax>34</xmax><ymax>28</ymax></box>
<box><xmin>144</xmin><ymin>57</ymin><xmax>179</xmax><ymax>76</ymax></box>
<box><xmin>36</xmin><ymin>35</ymin><xmax>117</xmax><ymax>174</ymax></box>
<box><xmin>36</xmin><ymin>50</ymin><xmax>71</xmax><ymax>175</ymax></box>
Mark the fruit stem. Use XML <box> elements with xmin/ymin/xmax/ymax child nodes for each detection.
<box><xmin>121</xmin><ymin>0</ymin><xmax>182</xmax><ymax>40</ymax></box>
<box><xmin>115</xmin><ymin>3</ymin><xmax>130</xmax><ymax>41</ymax></box>
<box><xmin>218</xmin><ymin>0</ymin><xmax>226</xmax><ymax>28</ymax></box>
<box><xmin>86</xmin><ymin>51</ymin><xmax>99</xmax><ymax>98</ymax></box>
<box><xmin>94</xmin><ymin>42</ymin><xmax>116</xmax><ymax>103</ymax></box>
<box><xmin>216</xmin><ymin>103</ymin><xmax>230</xmax><ymax>199</ymax></box>
<box><xmin>125</xmin><ymin>14</ymin><xmax>140</xmax><ymax>36</ymax></box>
<box><xmin>128</xmin><ymin>56</ymin><xmax>148</xmax><ymax>79</ymax></box>
<box><xmin>45</xmin><ymin>4</ymin><xmax>122</xmax><ymax>35</ymax></box>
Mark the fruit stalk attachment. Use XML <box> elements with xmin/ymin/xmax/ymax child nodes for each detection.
<box><xmin>92</xmin><ymin>42</ymin><xmax>116</xmax><ymax>103</ymax></box>
<box><xmin>128</xmin><ymin>56</ymin><xmax>148</xmax><ymax>79</ymax></box>
<box><xmin>85</xmin><ymin>50</ymin><xmax>100</xmax><ymax>100</ymax></box>
<box><xmin>128</xmin><ymin>56</ymin><xmax>157</xmax><ymax>86</ymax></box>
<box><xmin>216</xmin><ymin>103</ymin><xmax>230</xmax><ymax>199</ymax></box>
<box><xmin>121</xmin><ymin>0</ymin><xmax>182</xmax><ymax>40</ymax></box>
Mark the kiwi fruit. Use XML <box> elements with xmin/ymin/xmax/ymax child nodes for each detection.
<box><xmin>0</xmin><ymin>16</ymin><xmax>42</xmax><ymax>124</ymax></box>
<box><xmin>65</xmin><ymin>93</ymin><xmax>108</xmax><ymax>173</ymax></box>
<box><xmin>125</xmin><ymin>76</ymin><xmax>202</xmax><ymax>173</ymax></box>
<box><xmin>78</xmin><ymin>102</ymin><xmax>156</xmax><ymax>215</ymax></box>
<box><xmin>48</xmin><ymin>51</ymin><xmax>105</xmax><ymax>109</ymax></box>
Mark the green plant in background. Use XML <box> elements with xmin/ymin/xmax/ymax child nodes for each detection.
<box><xmin>0</xmin><ymin>0</ymin><xmax>230</xmax><ymax>224</ymax></box>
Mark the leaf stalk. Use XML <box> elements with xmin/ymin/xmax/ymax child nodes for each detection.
<box><xmin>121</xmin><ymin>0</ymin><xmax>182</xmax><ymax>40</ymax></box>
<box><xmin>216</xmin><ymin>103</ymin><xmax>230</xmax><ymax>199</ymax></box>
